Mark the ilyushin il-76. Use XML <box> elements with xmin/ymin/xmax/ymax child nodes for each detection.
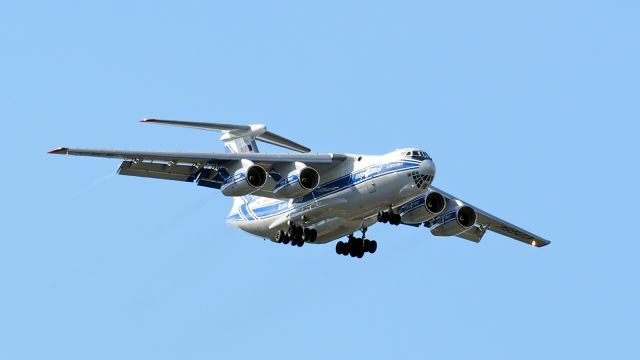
<box><xmin>49</xmin><ymin>119</ymin><xmax>550</xmax><ymax>258</ymax></box>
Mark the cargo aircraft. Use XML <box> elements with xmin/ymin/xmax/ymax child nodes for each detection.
<box><xmin>49</xmin><ymin>119</ymin><xmax>550</xmax><ymax>258</ymax></box>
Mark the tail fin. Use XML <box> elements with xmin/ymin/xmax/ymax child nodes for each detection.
<box><xmin>141</xmin><ymin>119</ymin><xmax>310</xmax><ymax>154</ymax></box>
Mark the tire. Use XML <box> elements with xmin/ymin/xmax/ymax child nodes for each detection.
<box><xmin>369</xmin><ymin>240</ymin><xmax>377</xmax><ymax>254</ymax></box>
<box><xmin>282</xmin><ymin>235</ymin><xmax>290</xmax><ymax>245</ymax></box>
<box><xmin>310</xmin><ymin>229</ymin><xmax>317</xmax><ymax>242</ymax></box>
<box><xmin>349</xmin><ymin>245</ymin><xmax>356</xmax><ymax>257</ymax></box>
<box><xmin>363</xmin><ymin>239</ymin><xmax>371</xmax><ymax>252</ymax></box>
<box><xmin>275</xmin><ymin>230</ymin><xmax>285</xmax><ymax>243</ymax></box>
<box><xmin>336</xmin><ymin>241</ymin><xmax>344</xmax><ymax>255</ymax></box>
<box><xmin>303</xmin><ymin>228</ymin><xmax>311</xmax><ymax>241</ymax></box>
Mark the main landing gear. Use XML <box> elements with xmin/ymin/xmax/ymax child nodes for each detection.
<box><xmin>335</xmin><ymin>229</ymin><xmax>377</xmax><ymax>259</ymax></box>
<box><xmin>275</xmin><ymin>225</ymin><xmax>317</xmax><ymax>247</ymax></box>
<box><xmin>377</xmin><ymin>211</ymin><xmax>401</xmax><ymax>226</ymax></box>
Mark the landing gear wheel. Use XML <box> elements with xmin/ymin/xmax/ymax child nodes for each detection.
<box><xmin>349</xmin><ymin>244</ymin><xmax>357</xmax><ymax>257</ymax></box>
<box><xmin>377</xmin><ymin>212</ymin><xmax>390</xmax><ymax>223</ymax></box>
<box><xmin>294</xmin><ymin>230</ymin><xmax>304</xmax><ymax>247</ymax></box>
<box><xmin>275</xmin><ymin>230</ymin><xmax>285</xmax><ymax>243</ymax></box>
<box><xmin>369</xmin><ymin>240</ymin><xmax>377</xmax><ymax>254</ymax></box>
<box><xmin>310</xmin><ymin>229</ymin><xmax>318</xmax><ymax>242</ymax></box>
<box><xmin>303</xmin><ymin>228</ymin><xmax>311</xmax><ymax>241</ymax></box>
<box><xmin>336</xmin><ymin>241</ymin><xmax>345</xmax><ymax>255</ymax></box>
<box><xmin>363</xmin><ymin>239</ymin><xmax>371</xmax><ymax>252</ymax></box>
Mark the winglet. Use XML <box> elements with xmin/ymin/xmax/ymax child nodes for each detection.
<box><xmin>48</xmin><ymin>147</ymin><xmax>69</xmax><ymax>154</ymax></box>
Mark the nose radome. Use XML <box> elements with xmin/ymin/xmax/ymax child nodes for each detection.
<box><xmin>420</xmin><ymin>159</ymin><xmax>436</xmax><ymax>177</ymax></box>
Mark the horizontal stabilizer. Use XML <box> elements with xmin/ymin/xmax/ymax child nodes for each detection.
<box><xmin>141</xmin><ymin>119</ymin><xmax>250</xmax><ymax>132</ymax></box>
<box><xmin>141</xmin><ymin>119</ymin><xmax>311</xmax><ymax>153</ymax></box>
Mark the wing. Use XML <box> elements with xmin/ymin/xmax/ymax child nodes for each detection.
<box><xmin>430</xmin><ymin>186</ymin><xmax>550</xmax><ymax>247</ymax></box>
<box><xmin>48</xmin><ymin>147</ymin><xmax>346</xmax><ymax>192</ymax></box>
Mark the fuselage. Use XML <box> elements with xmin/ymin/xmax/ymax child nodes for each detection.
<box><xmin>226</xmin><ymin>148</ymin><xmax>436</xmax><ymax>243</ymax></box>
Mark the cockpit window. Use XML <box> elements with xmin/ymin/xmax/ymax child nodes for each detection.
<box><xmin>402</xmin><ymin>150</ymin><xmax>431</xmax><ymax>161</ymax></box>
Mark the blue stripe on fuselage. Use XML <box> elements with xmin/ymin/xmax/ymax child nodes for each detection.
<box><xmin>226</xmin><ymin>160</ymin><xmax>420</xmax><ymax>222</ymax></box>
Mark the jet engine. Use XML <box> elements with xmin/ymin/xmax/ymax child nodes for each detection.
<box><xmin>400</xmin><ymin>191</ymin><xmax>447</xmax><ymax>224</ymax></box>
<box><xmin>429</xmin><ymin>200</ymin><xmax>477</xmax><ymax>237</ymax></box>
<box><xmin>272</xmin><ymin>165</ymin><xmax>320</xmax><ymax>198</ymax></box>
<box><xmin>221</xmin><ymin>160</ymin><xmax>267</xmax><ymax>197</ymax></box>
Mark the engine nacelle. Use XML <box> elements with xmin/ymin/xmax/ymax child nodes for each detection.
<box><xmin>272</xmin><ymin>166</ymin><xmax>320</xmax><ymax>199</ymax></box>
<box><xmin>400</xmin><ymin>191</ymin><xmax>447</xmax><ymax>224</ymax></box>
<box><xmin>429</xmin><ymin>200</ymin><xmax>477</xmax><ymax>237</ymax></box>
<box><xmin>221</xmin><ymin>161</ymin><xmax>267</xmax><ymax>197</ymax></box>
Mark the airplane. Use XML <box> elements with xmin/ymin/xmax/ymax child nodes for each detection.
<box><xmin>49</xmin><ymin>119</ymin><xmax>550</xmax><ymax>258</ymax></box>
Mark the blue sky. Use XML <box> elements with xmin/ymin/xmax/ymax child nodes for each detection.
<box><xmin>1</xmin><ymin>1</ymin><xmax>639</xmax><ymax>359</ymax></box>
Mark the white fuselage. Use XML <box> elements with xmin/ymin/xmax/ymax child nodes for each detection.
<box><xmin>226</xmin><ymin>149</ymin><xmax>436</xmax><ymax>244</ymax></box>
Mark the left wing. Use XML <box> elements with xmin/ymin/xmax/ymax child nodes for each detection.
<box><xmin>431</xmin><ymin>186</ymin><xmax>550</xmax><ymax>247</ymax></box>
<box><xmin>48</xmin><ymin>147</ymin><xmax>346</xmax><ymax>190</ymax></box>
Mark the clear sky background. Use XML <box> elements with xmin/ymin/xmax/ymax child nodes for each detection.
<box><xmin>1</xmin><ymin>1</ymin><xmax>639</xmax><ymax>359</ymax></box>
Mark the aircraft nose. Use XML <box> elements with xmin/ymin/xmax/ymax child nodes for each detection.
<box><xmin>419</xmin><ymin>159</ymin><xmax>436</xmax><ymax>178</ymax></box>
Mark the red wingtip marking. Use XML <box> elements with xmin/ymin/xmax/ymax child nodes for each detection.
<box><xmin>48</xmin><ymin>147</ymin><xmax>68</xmax><ymax>154</ymax></box>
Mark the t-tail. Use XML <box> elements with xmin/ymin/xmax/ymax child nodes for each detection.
<box><xmin>140</xmin><ymin>119</ymin><xmax>310</xmax><ymax>154</ymax></box>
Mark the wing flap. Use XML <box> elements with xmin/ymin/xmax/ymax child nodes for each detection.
<box><xmin>118</xmin><ymin>160</ymin><xmax>200</xmax><ymax>182</ymax></box>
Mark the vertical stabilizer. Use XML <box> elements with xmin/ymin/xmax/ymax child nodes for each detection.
<box><xmin>219</xmin><ymin>124</ymin><xmax>265</xmax><ymax>154</ymax></box>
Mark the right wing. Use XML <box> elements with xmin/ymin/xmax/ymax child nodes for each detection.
<box><xmin>431</xmin><ymin>186</ymin><xmax>550</xmax><ymax>247</ymax></box>
<box><xmin>48</xmin><ymin>147</ymin><xmax>346</xmax><ymax>189</ymax></box>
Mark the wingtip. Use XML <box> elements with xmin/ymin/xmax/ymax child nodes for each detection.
<box><xmin>48</xmin><ymin>147</ymin><xmax>68</xmax><ymax>154</ymax></box>
<box><xmin>533</xmin><ymin>240</ymin><xmax>551</xmax><ymax>247</ymax></box>
<box><xmin>140</xmin><ymin>118</ymin><xmax>157</xmax><ymax>123</ymax></box>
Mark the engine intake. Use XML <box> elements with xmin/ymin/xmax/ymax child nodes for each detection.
<box><xmin>221</xmin><ymin>163</ymin><xmax>267</xmax><ymax>196</ymax></box>
<box><xmin>272</xmin><ymin>166</ymin><xmax>320</xmax><ymax>198</ymax></box>
<box><xmin>400</xmin><ymin>191</ymin><xmax>447</xmax><ymax>224</ymax></box>
<box><xmin>430</xmin><ymin>202</ymin><xmax>477</xmax><ymax>237</ymax></box>
<box><xmin>246</xmin><ymin>165</ymin><xmax>267</xmax><ymax>188</ymax></box>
